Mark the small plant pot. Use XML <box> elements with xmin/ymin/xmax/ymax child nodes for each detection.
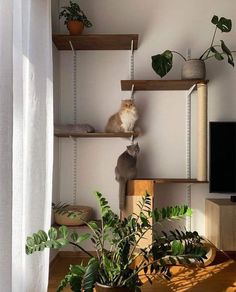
<box><xmin>95</xmin><ymin>283</ymin><xmax>135</xmax><ymax>292</ymax></box>
<box><xmin>181</xmin><ymin>59</ymin><xmax>206</xmax><ymax>80</ymax></box>
<box><xmin>54</xmin><ymin>205</ymin><xmax>93</xmax><ymax>226</ymax></box>
<box><xmin>67</xmin><ymin>20</ymin><xmax>84</xmax><ymax>35</ymax></box>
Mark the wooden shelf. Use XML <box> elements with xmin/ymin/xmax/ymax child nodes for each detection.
<box><xmin>132</xmin><ymin>178</ymin><xmax>209</xmax><ymax>184</ymax></box>
<box><xmin>121</xmin><ymin>80</ymin><xmax>208</xmax><ymax>91</ymax></box>
<box><xmin>52</xmin><ymin>220</ymin><xmax>101</xmax><ymax>230</ymax></box>
<box><xmin>54</xmin><ymin>132</ymin><xmax>139</xmax><ymax>138</ymax></box>
<box><xmin>52</xmin><ymin>34</ymin><xmax>139</xmax><ymax>50</ymax></box>
<box><xmin>127</xmin><ymin>178</ymin><xmax>208</xmax><ymax>197</ymax></box>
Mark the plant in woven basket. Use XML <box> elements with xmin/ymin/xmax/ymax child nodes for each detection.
<box><xmin>52</xmin><ymin>202</ymin><xmax>81</xmax><ymax>218</ymax></box>
<box><xmin>26</xmin><ymin>193</ymin><xmax>207</xmax><ymax>292</ymax></box>
<box><xmin>152</xmin><ymin>15</ymin><xmax>235</xmax><ymax>78</ymax></box>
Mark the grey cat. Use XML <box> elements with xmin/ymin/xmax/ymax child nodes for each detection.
<box><xmin>115</xmin><ymin>143</ymin><xmax>140</xmax><ymax>210</ymax></box>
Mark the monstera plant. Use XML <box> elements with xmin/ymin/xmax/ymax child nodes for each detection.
<box><xmin>152</xmin><ymin>15</ymin><xmax>235</xmax><ymax>79</ymax></box>
<box><xmin>26</xmin><ymin>193</ymin><xmax>207</xmax><ymax>292</ymax></box>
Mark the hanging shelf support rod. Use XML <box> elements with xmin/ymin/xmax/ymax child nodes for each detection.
<box><xmin>129</xmin><ymin>39</ymin><xmax>135</xmax><ymax>100</ymax></box>
<box><xmin>69</xmin><ymin>40</ymin><xmax>75</xmax><ymax>54</ymax></box>
<box><xmin>130</xmin><ymin>40</ymin><xmax>134</xmax><ymax>81</ymax></box>
<box><xmin>130</xmin><ymin>84</ymin><xmax>135</xmax><ymax>99</ymax></box>
<box><xmin>185</xmin><ymin>83</ymin><xmax>196</xmax><ymax>231</ymax></box>
<box><xmin>187</xmin><ymin>84</ymin><xmax>197</xmax><ymax>96</ymax></box>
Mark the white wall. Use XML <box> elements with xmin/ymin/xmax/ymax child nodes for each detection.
<box><xmin>52</xmin><ymin>0</ymin><xmax>236</xmax><ymax>234</ymax></box>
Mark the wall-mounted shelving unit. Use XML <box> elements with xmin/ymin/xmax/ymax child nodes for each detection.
<box><xmin>120</xmin><ymin>78</ymin><xmax>209</xmax><ymax>241</ymax></box>
<box><xmin>53</xmin><ymin>33</ymin><xmax>140</xmax><ymax>227</ymax></box>
<box><xmin>52</xmin><ymin>34</ymin><xmax>139</xmax><ymax>50</ymax></box>
<box><xmin>53</xmin><ymin>31</ymin><xmax>208</xmax><ymax>238</ymax></box>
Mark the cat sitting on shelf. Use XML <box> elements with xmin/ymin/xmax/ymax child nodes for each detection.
<box><xmin>105</xmin><ymin>99</ymin><xmax>138</xmax><ymax>133</ymax></box>
<box><xmin>115</xmin><ymin>142</ymin><xmax>140</xmax><ymax>210</ymax></box>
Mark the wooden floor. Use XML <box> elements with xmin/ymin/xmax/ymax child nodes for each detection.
<box><xmin>48</xmin><ymin>252</ymin><xmax>236</xmax><ymax>292</ymax></box>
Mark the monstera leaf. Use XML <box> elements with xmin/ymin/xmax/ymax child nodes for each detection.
<box><xmin>210</xmin><ymin>47</ymin><xmax>224</xmax><ymax>61</ymax></box>
<box><xmin>221</xmin><ymin>40</ymin><xmax>234</xmax><ymax>66</ymax></box>
<box><xmin>152</xmin><ymin>50</ymin><xmax>173</xmax><ymax>78</ymax></box>
<box><xmin>211</xmin><ymin>15</ymin><xmax>232</xmax><ymax>32</ymax></box>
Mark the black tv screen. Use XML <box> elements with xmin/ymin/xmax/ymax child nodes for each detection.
<box><xmin>210</xmin><ymin>122</ymin><xmax>236</xmax><ymax>193</ymax></box>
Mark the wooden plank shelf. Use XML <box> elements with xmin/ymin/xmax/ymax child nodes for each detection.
<box><xmin>132</xmin><ymin>178</ymin><xmax>209</xmax><ymax>184</ymax></box>
<box><xmin>121</xmin><ymin>80</ymin><xmax>208</xmax><ymax>91</ymax></box>
<box><xmin>127</xmin><ymin>178</ymin><xmax>208</xmax><ymax>197</ymax></box>
<box><xmin>54</xmin><ymin>132</ymin><xmax>139</xmax><ymax>138</ymax></box>
<box><xmin>52</xmin><ymin>34</ymin><xmax>139</xmax><ymax>50</ymax></box>
<box><xmin>52</xmin><ymin>220</ymin><xmax>101</xmax><ymax>230</ymax></box>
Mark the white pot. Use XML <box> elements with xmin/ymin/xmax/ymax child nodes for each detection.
<box><xmin>181</xmin><ymin>59</ymin><xmax>206</xmax><ymax>80</ymax></box>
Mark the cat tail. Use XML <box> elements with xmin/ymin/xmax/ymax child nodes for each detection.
<box><xmin>119</xmin><ymin>178</ymin><xmax>127</xmax><ymax>211</ymax></box>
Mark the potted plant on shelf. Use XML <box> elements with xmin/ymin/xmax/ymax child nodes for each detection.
<box><xmin>59</xmin><ymin>1</ymin><xmax>92</xmax><ymax>35</ymax></box>
<box><xmin>152</xmin><ymin>15</ymin><xmax>235</xmax><ymax>80</ymax></box>
<box><xmin>26</xmin><ymin>193</ymin><xmax>208</xmax><ymax>292</ymax></box>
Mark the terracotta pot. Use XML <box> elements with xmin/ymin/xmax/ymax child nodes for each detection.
<box><xmin>95</xmin><ymin>283</ymin><xmax>135</xmax><ymax>292</ymax></box>
<box><xmin>67</xmin><ymin>20</ymin><xmax>84</xmax><ymax>35</ymax></box>
<box><xmin>181</xmin><ymin>59</ymin><xmax>206</xmax><ymax>80</ymax></box>
<box><xmin>54</xmin><ymin>205</ymin><xmax>93</xmax><ymax>226</ymax></box>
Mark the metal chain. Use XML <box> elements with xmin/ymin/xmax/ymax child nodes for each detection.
<box><xmin>130</xmin><ymin>40</ymin><xmax>135</xmax><ymax>99</ymax></box>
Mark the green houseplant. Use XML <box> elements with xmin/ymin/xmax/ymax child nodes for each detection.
<box><xmin>26</xmin><ymin>193</ymin><xmax>207</xmax><ymax>292</ymax></box>
<box><xmin>59</xmin><ymin>1</ymin><xmax>92</xmax><ymax>35</ymax></box>
<box><xmin>152</xmin><ymin>15</ymin><xmax>235</xmax><ymax>79</ymax></box>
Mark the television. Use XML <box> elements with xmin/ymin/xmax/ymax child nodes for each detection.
<box><xmin>210</xmin><ymin>122</ymin><xmax>236</xmax><ymax>200</ymax></box>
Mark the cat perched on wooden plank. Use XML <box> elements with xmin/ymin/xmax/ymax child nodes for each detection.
<box><xmin>105</xmin><ymin>99</ymin><xmax>138</xmax><ymax>133</ymax></box>
<box><xmin>115</xmin><ymin>143</ymin><xmax>140</xmax><ymax>210</ymax></box>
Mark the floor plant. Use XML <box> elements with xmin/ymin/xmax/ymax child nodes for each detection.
<box><xmin>26</xmin><ymin>193</ymin><xmax>207</xmax><ymax>292</ymax></box>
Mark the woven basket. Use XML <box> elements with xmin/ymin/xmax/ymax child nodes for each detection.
<box><xmin>54</xmin><ymin>205</ymin><xmax>93</xmax><ymax>226</ymax></box>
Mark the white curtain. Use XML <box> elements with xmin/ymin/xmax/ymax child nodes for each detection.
<box><xmin>0</xmin><ymin>0</ymin><xmax>53</xmax><ymax>291</ymax></box>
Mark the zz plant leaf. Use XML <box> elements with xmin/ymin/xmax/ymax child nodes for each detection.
<box><xmin>82</xmin><ymin>258</ymin><xmax>99</xmax><ymax>292</ymax></box>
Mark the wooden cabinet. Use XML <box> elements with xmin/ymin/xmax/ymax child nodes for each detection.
<box><xmin>205</xmin><ymin>199</ymin><xmax>236</xmax><ymax>251</ymax></box>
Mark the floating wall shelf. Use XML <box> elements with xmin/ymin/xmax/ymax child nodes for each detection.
<box><xmin>54</xmin><ymin>132</ymin><xmax>139</xmax><ymax>138</ymax></box>
<box><xmin>52</xmin><ymin>220</ymin><xmax>101</xmax><ymax>230</ymax></box>
<box><xmin>52</xmin><ymin>34</ymin><xmax>139</xmax><ymax>50</ymax></box>
<box><xmin>121</xmin><ymin>79</ymin><xmax>208</xmax><ymax>91</ymax></box>
<box><xmin>130</xmin><ymin>178</ymin><xmax>209</xmax><ymax>184</ymax></box>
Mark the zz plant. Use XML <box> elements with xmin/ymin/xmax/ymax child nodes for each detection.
<box><xmin>26</xmin><ymin>193</ymin><xmax>207</xmax><ymax>292</ymax></box>
<box><xmin>152</xmin><ymin>15</ymin><xmax>235</xmax><ymax>78</ymax></box>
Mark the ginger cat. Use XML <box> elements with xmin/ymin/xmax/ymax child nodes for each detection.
<box><xmin>105</xmin><ymin>99</ymin><xmax>138</xmax><ymax>133</ymax></box>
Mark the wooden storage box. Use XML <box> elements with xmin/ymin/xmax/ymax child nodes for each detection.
<box><xmin>205</xmin><ymin>199</ymin><xmax>236</xmax><ymax>251</ymax></box>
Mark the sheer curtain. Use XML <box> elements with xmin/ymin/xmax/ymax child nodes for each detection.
<box><xmin>0</xmin><ymin>0</ymin><xmax>53</xmax><ymax>291</ymax></box>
